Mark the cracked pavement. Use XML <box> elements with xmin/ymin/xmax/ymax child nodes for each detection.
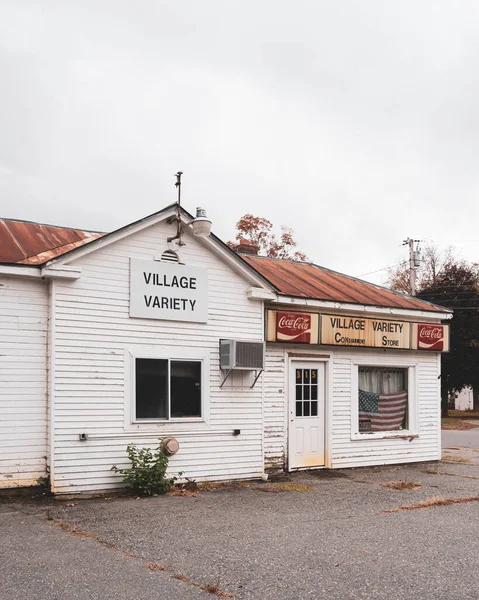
<box><xmin>1</xmin><ymin>430</ymin><xmax>478</xmax><ymax>600</ymax></box>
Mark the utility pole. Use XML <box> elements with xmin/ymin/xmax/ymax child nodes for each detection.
<box><xmin>403</xmin><ymin>238</ymin><xmax>422</xmax><ymax>296</ymax></box>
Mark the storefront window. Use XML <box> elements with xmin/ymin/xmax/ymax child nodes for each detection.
<box><xmin>358</xmin><ymin>367</ymin><xmax>408</xmax><ymax>433</ymax></box>
<box><xmin>136</xmin><ymin>358</ymin><xmax>202</xmax><ymax>420</ymax></box>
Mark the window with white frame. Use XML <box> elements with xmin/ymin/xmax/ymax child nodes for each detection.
<box><xmin>135</xmin><ymin>358</ymin><xmax>202</xmax><ymax>420</ymax></box>
<box><xmin>358</xmin><ymin>366</ymin><xmax>408</xmax><ymax>433</ymax></box>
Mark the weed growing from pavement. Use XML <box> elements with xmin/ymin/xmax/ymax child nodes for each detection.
<box><xmin>422</xmin><ymin>468</ymin><xmax>440</xmax><ymax>475</ymax></box>
<box><xmin>424</xmin><ymin>470</ymin><xmax>478</xmax><ymax>480</ymax></box>
<box><xmin>111</xmin><ymin>442</ymin><xmax>182</xmax><ymax>496</ymax></box>
<box><xmin>382</xmin><ymin>480</ymin><xmax>422</xmax><ymax>491</ymax></box>
<box><xmin>270</xmin><ymin>483</ymin><xmax>313</xmax><ymax>492</ymax></box>
<box><xmin>146</xmin><ymin>563</ymin><xmax>167</xmax><ymax>572</ymax></box>
<box><xmin>441</xmin><ymin>455</ymin><xmax>471</xmax><ymax>463</ymax></box>
<box><xmin>198</xmin><ymin>481</ymin><xmax>252</xmax><ymax>491</ymax></box>
<box><xmin>379</xmin><ymin>496</ymin><xmax>479</xmax><ymax>513</ymax></box>
<box><xmin>146</xmin><ymin>563</ymin><xmax>235</xmax><ymax>597</ymax></box>
<box><xmin>201</xmin><ymin>584</ymin><xmax>236</xmax><ymax>598</ymax></box>
<box><xmin>50</xmin><ymin>519</ymin><xmax>98</xmax><ymax>540</ymax></box>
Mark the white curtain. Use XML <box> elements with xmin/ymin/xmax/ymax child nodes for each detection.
<box><xmin>359</xmin><ymin>368</ymin><xmax>405</xmax><ymax>394</ymax></box>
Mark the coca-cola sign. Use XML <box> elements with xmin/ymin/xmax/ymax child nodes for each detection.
<box><xmin>276</xmin><ymin>311</ymin><xmax>312</xmax><ymax>343</ymax></box>
<box><xmin>417</xmin><ymin>324</ymin><xmax>446</xmax><ymax>351</ymax></box>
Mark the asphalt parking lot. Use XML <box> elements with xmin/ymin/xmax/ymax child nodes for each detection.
<box><xmin>1</xmin><ymin>434</ymin><xmax>478</xmax><ymax>600</ymax></box>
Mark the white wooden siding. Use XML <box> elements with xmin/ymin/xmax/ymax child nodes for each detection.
<box><xmin>263</xmin><ymin>344</ymin><xmax>441</xmax><ymax>470</ymax></box>
<box><xmin>330</xmin><ymin>348</ymin><xmax>441</xmax><ymax>467</ymax></box>
<box><xmin>263</xmin><ymin>347</ymin><xmax>286</xmax><ymax>471</ymax></box>
<box><xmin>51</xmin><ymin>223</ymin><xmax>265</xmax><ymax>494</ymax></box>
<box><xmin>0</xmin><ymin>276</ymin><xmax>48</xmax><ymax>488</ymax></box>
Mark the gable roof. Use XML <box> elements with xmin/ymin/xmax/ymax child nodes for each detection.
<box><xmin>0</xmin><ymin>210</ymin><xmax>450</xmax><ymax>314</ymax></box>
<box><xmin>0</xmin><ymin>206</ymin><xmax>271</xmax><ymax>289</ymax></box>
<box><xmin>242</xmin><ymin>255</ymin><xmax>451</xmax><ymax>314</ymax></box>
<box><xmin>0</xmin><ymin>218</ymin><xmax>103</xmax><ymax>265</ymax></box>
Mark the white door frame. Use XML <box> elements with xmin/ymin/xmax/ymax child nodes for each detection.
<box><xmin>287</xmin><ymin>356</ymin><xmax>330</xmax><ymax>471</ymax></box>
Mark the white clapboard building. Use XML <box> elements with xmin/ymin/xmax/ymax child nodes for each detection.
<box><xmin>0</xmin><ymin>204</ymin><xmax>451</xmax><ymax>494</ymax></box>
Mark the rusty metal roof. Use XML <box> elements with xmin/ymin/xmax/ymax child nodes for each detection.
<box><xmin>0</xmin><ymin>216</ymin><xmax>449</xmax><ymax>314</ymax></box>
<box><xmin>0</xmin><ymin>219</ymin><xmax>103</xmax><ymax>265</ymax></box>
<box><xmin>242</xmin><ymin>255</ymin><xmax>450</xmax><ymax>313</ymax></box>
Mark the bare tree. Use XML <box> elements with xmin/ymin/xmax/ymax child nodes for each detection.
<box><xmin>384</xmin><ymin>244</ymin><xmax>458</xmax><ymax>295</ymax></box>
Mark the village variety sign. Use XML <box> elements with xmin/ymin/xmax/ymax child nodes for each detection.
<box><xmin>267</xmin><ymin>310</ymin><xmax>449</xmax><ymax>351</ymax></box>
<box><xmin>266</xmin><ymin>310</ymin><xmax>319</xmax><ymax>344</ymax></box>
<box><xmin>321</xmin><ymin>315</ymin><xmax>410</xmax><ymax>349</ymax></box>
<box><xmin>411</xmin><ymin>323</ymin><xmax>449</xmax><ymax>351</ymax></box>
<box><xmin>130</xmin><ymin>259</ymin><xmax>208</xmax><ymax>322</ymax></box>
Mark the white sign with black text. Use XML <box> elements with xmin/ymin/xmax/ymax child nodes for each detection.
<box><xmin>130</xmin><ymin>259</ymin><xmax>208</xmax><ymax>322</ymax></box>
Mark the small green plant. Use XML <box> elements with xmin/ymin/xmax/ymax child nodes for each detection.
<box><xmin>111</xmin><ymin>441</ymin><xmax>182</xmax><ymax>496</ymax></box>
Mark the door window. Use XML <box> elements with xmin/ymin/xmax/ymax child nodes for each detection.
<box><xmin>295</xmin><ymin>368</ymin><xmax>319</xmax><ymax>417</ymax></box>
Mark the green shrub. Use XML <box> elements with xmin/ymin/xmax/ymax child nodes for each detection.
<box><xmin>111</xmin><ymin>441</ymin><xmax>182</xmax><ymax>496</ymax></box>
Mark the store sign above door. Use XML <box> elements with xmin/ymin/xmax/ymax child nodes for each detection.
<box><xmin>321</xmin><ymin>314</ymin><xmax>410</xmax><ymax>349</ymax></box>
<box><xmin>266</xmin><ymin>310</ymin><xmax>319</xmax><ymax>344</ymax></box>
<box><xmin>130</xmin><ymin>259</ymin><xmax>208</xmax><ymax>322</ymax></box>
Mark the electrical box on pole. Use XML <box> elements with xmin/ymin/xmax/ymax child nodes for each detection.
<box><xmin>403</xmin><ymin>238</ymin><xmax>422</xmax><ymax>296</ymax></box>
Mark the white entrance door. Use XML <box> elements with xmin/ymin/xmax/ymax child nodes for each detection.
<box><xmin>289</xmin><ymin>362</ymin><xmax>325</xmax><ymax>469</ymax></box>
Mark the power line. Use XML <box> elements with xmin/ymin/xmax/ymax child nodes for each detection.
<box><xmin>419</xmin><ymin>292</ymin><xmax>479</xmax><ymax>296</ymax></box>
<box><xmin>357</xmin><ymin>261</ymin><xmax>407</xmax><ymax>278</ymax></box>
<box><xmin>428</xmin><ymin>240</ymin><xmax>479</xmax><ymax>245</ymax></box>
<box><xmin>432</xmin><ymin>306</ymin><xmax>479</xmax><ymax>310</ymax></box>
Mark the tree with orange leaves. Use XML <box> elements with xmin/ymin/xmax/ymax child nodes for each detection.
<box><xmin>228</xmin><ymin>214</ymin><xmax>307</xmax><ymax>261</ymax></box>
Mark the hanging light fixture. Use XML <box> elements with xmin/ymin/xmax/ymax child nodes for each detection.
<box><xmin>191</xmin><ymin>207</ymin><xmax>212</xmax><ymax>237</ymax></box>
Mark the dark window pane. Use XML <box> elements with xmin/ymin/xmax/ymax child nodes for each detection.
<box><xmin>304</xmin><ymin>385</ymin><xmax>310</xmax><ymax>400</ymax></box>
<box><xmin>136</xmin><ymin>358</ymin><xmax>168</xmax><ymax>419</ymax></box>
<box><xmin>296</xmin><ymin>369</ymin><xmax>302</xmax><ymax>383</ymax></box>
<box><xmin>311</xmin><ymin>401</ymin><xmax>318</xmax><ymax>416</ymax></box>
<box><xmin>296</xmin><ymin>385</ymin><xmax>302</xmax><ymax>400</ymax></box>
<box><xmin>303</xmin><ymin>401</ymin><xmax>310</xmax><ymax>417</ymax></box>
<box><xmin>311</xmin><ymin>385</ymin><xmax>318</xmax><ymax>400</ymax></box>
<box><xmin>304</xmin><ymin>370</ymin><xmax>310</xmax><ymax>384</ymax></box>
<box><xmin>311</xmin><ymin>369</ymin><xmax>317</xmax><ymax>382</ymax></box>
<box><xmin>171</xmin><ymin>361</ymin><xmax>201</xmax><ymax>418</ymax></box>
<box><xmin>296</xmin><ymin>402</ymin><xmax>302</xmax><ymax>417</ymax></box>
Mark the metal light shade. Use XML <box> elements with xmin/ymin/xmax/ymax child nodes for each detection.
<box><xmin>191</xmin><ymin>207</ymin><xmax>212</xmax><ymax>237</ymax></box>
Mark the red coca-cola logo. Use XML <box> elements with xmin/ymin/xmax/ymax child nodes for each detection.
<box><xmin>418</xmin><ymin>324</ymin><xmax>444</xmax><ymax>350</ymax></box>
<box><xmin>276</xmin><ymin>311</ymin><xmax>312</xmax><ymax>343</ymax></box>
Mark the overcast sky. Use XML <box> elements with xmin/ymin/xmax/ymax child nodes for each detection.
<box><xmin>1</xmin><ymin>1</ymin><xmax>479</xmax><ymax>284</ymax></box>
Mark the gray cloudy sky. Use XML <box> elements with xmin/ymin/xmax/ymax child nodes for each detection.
<box><xmin>1</xmin><ymin>1</ymin><xmax>479</xmax><ymax>284</ymax></box>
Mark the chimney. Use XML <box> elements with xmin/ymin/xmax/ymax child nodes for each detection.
<box><xmin>234</xmin><ymin>239</ymin><xmax>260</xmax><ymax>255</ymax></box>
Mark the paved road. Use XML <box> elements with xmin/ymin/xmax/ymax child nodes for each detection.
<box><xmin>442</xmin><ymin>425</ymin><xmax>479</xmax><ymax>449</ymax></box>
<box><xmin>2</xmin><ymin>449</ymin><xmax>479</xmax><ymax>600</ymax></box>
<box><xmin>0</xmin><ymin>503</ymin><xmax>206</xmax><ymax>600</ymax></box>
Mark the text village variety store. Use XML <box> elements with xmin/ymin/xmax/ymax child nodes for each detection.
<box><xmin>0</xmin><ymin>205</ymin><xmax>451</xmax><ymax>494</ymax></box>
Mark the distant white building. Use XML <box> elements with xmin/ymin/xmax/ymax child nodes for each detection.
<box><xmin>454</xmin><ymin>387</ymin><xmax>474</xmax><ymax>411</ymax></box>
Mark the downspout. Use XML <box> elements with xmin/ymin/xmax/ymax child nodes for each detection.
<box><xmin>47</xmin><ymin>279</ymin><xmax>56</xmax><ymax>493</ymax></box>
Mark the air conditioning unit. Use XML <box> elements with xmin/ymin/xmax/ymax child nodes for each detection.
<box><xmin>220</xmin><ymin>339</ymin><xmax>265</xmax><ymax>370</ymax></box>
